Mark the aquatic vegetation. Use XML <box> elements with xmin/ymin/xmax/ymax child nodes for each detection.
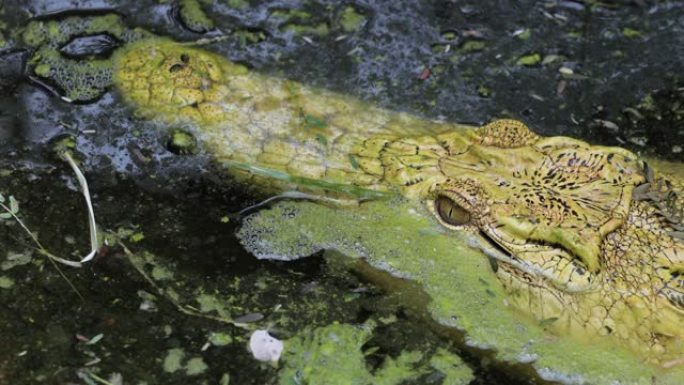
<box><xmin>279</xmin><ymin>321</ymin><xmax>471</xmax><ymax>385</ymax></box>
<box><xmin>338</xmin><ymin>6</ymin><xmax>367</xmax><ymax>33</ymax></box>
<box><xmin>177</xmin><ymin>0</ymin><xmax>214</xmax><ymax>33</ymax></box>
<box><xmin>166</xmin><ymin>128</ymin><xmax>198</xmax><ymax>155</ymax></box>
<box><xmin>22</xmin><ymin>14</ymin><xmax>151</xmax><ymax>101</ymax></box>
<box><xmin>239</xmin><ymin>199</ymin><xmax>684</xmax><ymax>384</ymax></box>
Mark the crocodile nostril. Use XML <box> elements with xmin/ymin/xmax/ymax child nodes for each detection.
<box><xmin>169</xmin><ymin>63</ymin><xmax>186</xmax><ymax>73</ymax></box>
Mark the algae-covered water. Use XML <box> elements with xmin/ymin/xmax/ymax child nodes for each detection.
<box><xmin>1</xmin><ymin>1</ymin><xmax>683</xmax><ymax>384</ymax></box>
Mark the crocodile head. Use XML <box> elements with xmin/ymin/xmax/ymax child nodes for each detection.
<box><xmin>424</xmin><ymin>122</ymin><xmax>684</xmax><ymax>362</ymax></box>
<box><xmin>427</xmin><ymin>120</ymin><xmax>647</xmax><ymax>291</ymax></box>
<box><xmin>112</xmin><ymin>41</ymin><xmax>683</xmax><ymax>359</ymax></box>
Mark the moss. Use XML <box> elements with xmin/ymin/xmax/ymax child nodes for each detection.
<box><xmin>238</xmin><ymin>199</ymin><xmax>682</xmax><ymax>384</ymax></box>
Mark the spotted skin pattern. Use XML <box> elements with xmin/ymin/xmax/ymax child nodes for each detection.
<box><xmin>114</xmin><ymin>39</ymin><xmax>684</xmax><ymax>365</ymax></box>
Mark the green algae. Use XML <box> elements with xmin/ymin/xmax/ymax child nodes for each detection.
<box><xmin>22</xmin><ymin>14</ymin><xmax>152</xmax><ymax>101</ymax></box>
<box><xmin>162</xmin><ymin>348</ymin><xmax>208</xmax><ymax>376</ymax></box>
<box><xmin>238</xmin><ymin>199</ymin><xmax>684</xmax><ymax>385</ymax></box>
<box><xmin>516</xmin><ymin>53</ymin><xmax>542</xmax><ymax>66</ymax></box>
<box><xmin>429</xmin><ymin>349</ymin><xmax>473</xmax><ymax>385</ymax></box>
<box><xmin>167</xmin><ymin>129</ymin><xmax>198</xmax><ymax>155</ymax></box>
<box><xmin>0</xmin><ymin>275</ymin><xmax>14</xmax><ymax>289</ymax></box>
<box><xmin>0</xmin><ymin>5</ymin><xmax>6</xmax><ymax>49</ymax></box>
<box><xmin>269</xmin><ymin>7</ymin><xmax>330</xmax><ymax>37</ymax></box>
<box><xmin>1</xmin><ymin>251</ymin><xmax>32</xmax><ymax>271</ymax></box>
<box><xmin>23</xmin><ymin>14</ymin><xmax>128</xmax><ymax>48</ymax></box>
<box><xmin>457</xmin><ymin>40</ymin><xmax>485</xmax><ymax>53</ymax></box>
<box><xmin>270</xmin><ymin>9</ymin><xmax>313</xmax><ymax>21</ymax></box>
<box><xmin>282</xmin><ymin>22</ymin><xmax>330</xmax><ymax>37</ymax></box>
<box><xmin>196</xmin><ymin>293</ymin><xmax>232</xmax><ymax>318</ymax></box>
<box><xmin>209</xmin><ymin>332</ymin><xmax>233</xmax><ymax>346</ymax></box>
<box><xmin>338</xmin><ymin>6</ymin><xmax>366</xmax><ymax>33</ymax></box>
<box><xmin>622</xmin><ymin>27</ymin><xmax>642</xmax><ymax>39</ymax></box>
<box><xmin>279</xmin><ymin>322</ymin><xmax>426</xmax><ymax>385</ymax></box>
<box><xmin>163</xmin><ymin>348</ymin><xmax>186</xmax><ymax>373</ymax></box>
<box><xmin>233</xmin><ymin>28</ymin><xmax>267</xmax><ymax>46</ymax></box>
<box><xmin>29</xmin><ymin>47</ymin><xmax>114</xmax><ymax>101</ymax></box>
<box><xmin>227</xmin><ymin>0</ymin><xmax>248</xmax><ymax>10</ymax></box>
<box><xmin>178</xmin><ymin>0</ymin><xmax>215</xmax><ymax>33</ymax></box>
<box><xmin>279</xmin><ymin>322</ymin><xmax>375</xmax><ymax>385</ymax></box>
<box><xmin>185</xmin><ymin>357</ymin><xmax>209</xmax><ymax>375</ymax></box>
<box><xmin>373</xmin><ymin>351</ymin><xmax>425</xmax><ymax>385</ymax></box>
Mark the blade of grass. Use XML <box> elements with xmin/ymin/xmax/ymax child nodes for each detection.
<box><xmin>62</xmin><ymin>151</ymin><xmax>100</xmax><ymax>263</ymax></box>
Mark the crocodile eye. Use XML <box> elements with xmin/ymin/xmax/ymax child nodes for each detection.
<box><xmin>435</xmin><ymin>196</ymin><xmax>470</xmax><ymax>226</ymax></box>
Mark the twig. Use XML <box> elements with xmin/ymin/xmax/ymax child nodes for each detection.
<box><xmin>0</xmin><ymin>202</ymin><xmax>84</xmax><ymax>299</ymax></box>
<box><xmin>0</xmin><ymin>201</ymin><xmax>82</xmax><ymax>267</ymax></box>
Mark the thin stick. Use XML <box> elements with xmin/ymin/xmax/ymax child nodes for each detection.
<box><xmin>0</xmin><ymin>202</ymin><xmax>84</xmax><ymax>298</ymax></box>
<box><xmin>0</xmin><ymin>201</ymin><xmax>82</xmax><ymax>267</ymax></box>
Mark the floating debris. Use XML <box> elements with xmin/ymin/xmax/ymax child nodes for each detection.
<box><xmin>249</xmin><ymin>330</ymin><xmax>283</xmax><ymax>363</ymax></box>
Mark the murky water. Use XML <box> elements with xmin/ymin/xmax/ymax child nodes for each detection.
<box><xmin>1</xmin><ymin>1</ymin><xmax>683</xmax><ymax>384</ymax></box>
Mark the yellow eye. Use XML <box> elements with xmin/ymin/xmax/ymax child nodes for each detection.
<box><xmin>434</xmin><ymin>196</ymin><xmax>470</xmax><ymax>226</ymax></box>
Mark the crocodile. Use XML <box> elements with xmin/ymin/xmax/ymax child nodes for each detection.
<box><xmin>113</xmin><ymin>39</ymin><xmax>684</xmax><ymax>365</ymax></box>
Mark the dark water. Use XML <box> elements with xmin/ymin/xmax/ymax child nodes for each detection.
<box><xmin>0</xmin><ymin>1</ymin><xmax>683</xmax><ymax>384</ymax></box>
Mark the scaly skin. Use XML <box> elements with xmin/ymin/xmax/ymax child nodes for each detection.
<box><xmin>113</xmin><ymin>39</ymin><xmax>684</xmax><ymax>365</ymax></box>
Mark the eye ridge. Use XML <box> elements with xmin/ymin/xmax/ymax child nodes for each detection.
<box><xmin>435</xmin><ymin>196</ymin><xmax>471</xmax><ymax>226</ymax></box>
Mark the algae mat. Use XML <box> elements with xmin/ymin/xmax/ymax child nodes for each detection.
<box><xmin>239</xmin><ymin>199</ymin><xmax>684</xmax><ymax>385</ymax></box>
